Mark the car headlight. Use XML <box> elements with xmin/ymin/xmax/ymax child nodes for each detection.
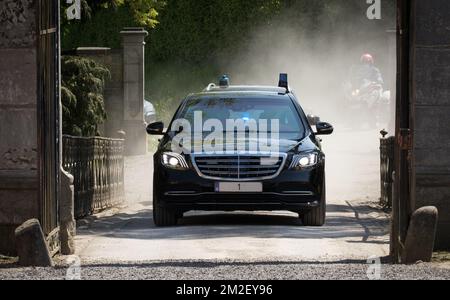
<box><xmin>162</xmin><ymin>152</ymin><xmax>189</xmax><ymax>170</ymax></box>
<box><xmin>290</xmin><ymin>153</ymin><xmax>320</xmax><ymax>170</ymax></box>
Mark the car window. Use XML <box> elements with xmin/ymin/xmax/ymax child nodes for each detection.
<box><xmin>174</xmin><ymin>96</ymin><xmax>305</xmax><ymax>140</ymax></box>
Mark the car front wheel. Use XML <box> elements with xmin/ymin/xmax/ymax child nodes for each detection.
<box><xmin>153</xmin><ymin>194</ymin><xmax>178</xmax><ymax>227</ymax></box>
<box><xmin>301</xmin><ymin>182</ymin><xmax>326</xmax><ymax>227</ymax></box>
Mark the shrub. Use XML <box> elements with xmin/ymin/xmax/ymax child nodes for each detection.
<box><xmin>61</xmin><ymin>56</ymin><xmax>111</xmax><ymax>137</ymax></box>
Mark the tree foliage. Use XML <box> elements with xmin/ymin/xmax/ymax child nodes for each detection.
<box><xmin>144</xmin><ymin>0</ymin><xmax>395</xmax><ymax>122</ymax></box>
<box><xmin>61</xmin><ymin>0</ymin><xmax>396</xmax><ymax>123</ymax></box>
<box><xmin>148</xmin><ymin>0</ymin><xmax>395</xmax><ymax>63</ymax></box>
<box><xmin>62</xmin><ymin>56</ymin><xmax>111</xmax><ymax>137</ymax></box>
<box><xmin>62</xmin><ymin>0</ymin><xmax>165</xmax><ymax>49</ymax></box>
<box><xmin>64</xmin><ymin>0</ymin><xmax>164</xmax><ymax>27</ymax></box>
<box><xmin>148</xmin><ymin>0</ymin><xmax>282</xmax><ymax>62</ymax></box>
<box><xmin>62</xmin><ymin>0</ymin><xmax>395</xmax><ymax>62</ymax></box>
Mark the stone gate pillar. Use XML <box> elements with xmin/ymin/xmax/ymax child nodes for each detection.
<box><xmin>409</xmin><ymin>0</ymin><xmax>450</xmax><ymax>250</ymax></box>
<box><xmin>0</xmin><ymin>0</ymin><xmax>40</xmax><ymax>255</ymax></box>
<box><xmin>121</xmin><ymin>28</ymin><xmax>148</xmax><ymax>156</ymax></box>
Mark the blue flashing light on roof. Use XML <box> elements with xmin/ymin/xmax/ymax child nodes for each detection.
<box><xmin>219</xmin><ymin>75</ymin><xmax>230</xmax><ymax>88</ymax></box>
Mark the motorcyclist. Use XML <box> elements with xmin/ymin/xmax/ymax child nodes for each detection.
<box><xmin>344</xmin><ymin>53</ymin><xmax>390</xmax><ymax>129</ymax></box>
<box><xmin>351</xmin><ymin>53</ymin><xmax>384</xmax><ymax>89</ymax></box>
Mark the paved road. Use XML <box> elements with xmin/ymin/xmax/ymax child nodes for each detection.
<box><xmin>74</xmin><ymin>201</ymin><xmax>389</xmax><ymax>262</ymax></box>
<box><xmin>74</xmin><ymin>128</ymin><xmax>390</xmax><ymax>263</ymax></box>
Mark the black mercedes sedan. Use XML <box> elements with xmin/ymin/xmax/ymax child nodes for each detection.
<box><xmin>147</xmin><ymin>74</ymin><xmax>334</xmax><ymax>227</ymax></box>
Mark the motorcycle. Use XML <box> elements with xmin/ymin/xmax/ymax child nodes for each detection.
<box><xmin>343</xmin><ymin>79</ymin><xmax>391</xmax><ymax>129</ymax></box>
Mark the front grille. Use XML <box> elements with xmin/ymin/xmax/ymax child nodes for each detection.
<box><xmin>193</xmin><ymin>154</ymin><xmax>286</xmax><ymax>180</ymax></box>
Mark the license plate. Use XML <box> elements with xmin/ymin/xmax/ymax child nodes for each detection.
<box><xmin>215</xmin><ymin>182</ymin><xmax>263</xmax><ymax>193</ymax></box>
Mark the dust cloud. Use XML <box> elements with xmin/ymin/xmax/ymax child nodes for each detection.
<box><xmin>219</xmin><ymin>6</ymin><xmax>397</xmax><ymax>202</ymax></box>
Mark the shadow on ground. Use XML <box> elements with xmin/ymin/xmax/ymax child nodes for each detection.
<box><xmin>77</xmin><ymin>203</ymin><xmax>389</xmax><ymax>243</ymax></box>
<box><xmin>0</xmin><ymin>257</ymin><xmax>18</xmax><ymax>269</ymax></box>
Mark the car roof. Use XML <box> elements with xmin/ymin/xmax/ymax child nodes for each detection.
<box><xmin>190</xmin><ymin>85</ymin><xmax>290</xmax><ymax>98</ymax></box>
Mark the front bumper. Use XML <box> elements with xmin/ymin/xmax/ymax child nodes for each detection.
<box><xmin>154</xmin><ymin>158</ymin><xmax>325</xmax><ymax>212</ymax></box>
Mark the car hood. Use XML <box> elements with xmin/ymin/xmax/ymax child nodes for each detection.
<box><xmin>161</xmin><ymin>135</ymin><xmax>318</xmax><ymax>154</ymax></box>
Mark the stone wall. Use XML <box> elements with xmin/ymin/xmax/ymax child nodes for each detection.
<box><xmin>0</xmin><ymin>0</ymin><xmax>37</xmax><ymax>48</ymax></box>
<box><xmin>0</xmin><ymin>0</ymin><xmax>39</xmax><ymax>255</ymax></box>
<box><xmin>411</xmin><ymin>0</ymin><xmax>450</xmax><ymax>249</ymax></box>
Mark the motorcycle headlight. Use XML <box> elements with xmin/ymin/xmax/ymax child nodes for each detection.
<box><xmin>290</xmin><ymin>153</ymin><xmax>320</xmax><ymax>170</ymax></box>
<box><xmin>162</xmin><ymin>152</ymin><xmax>189</xmax><ymax>170</ymax></box>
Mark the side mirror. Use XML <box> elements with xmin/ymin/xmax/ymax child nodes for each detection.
<box><xmin>307</xmin><ymin>114</ymin><xmax>321</xmax><ymax>126</ymax></box>
<box><xmin>146</xmin><ymin>122</ymin><xmax>165</xmax><ymax>135</ymax></box>
<box><xmin>316</xmin><ymin>122</ymin><xmax>334</xmax><ymax>136</ymax></box>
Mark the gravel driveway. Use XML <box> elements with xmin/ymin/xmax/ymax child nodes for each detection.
<box><xmin>1</xmin><ymin>260</ymin><xmax>449</xmax><ymax>280</ymax></box>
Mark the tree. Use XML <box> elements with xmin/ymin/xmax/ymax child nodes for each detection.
<box><xmin>64</xmin><ymin>0</ymin><xmax>164</xmax><ymax>27</ymax></box>
<box><xmin>61</xmin><ymin>56</ymin><xmax>111</xmax><ymax>137</ymax></box>
<box><xmin>61</xmin><ymin>0</ymin><xmax>165</xmax><ymax>49</ymax></box>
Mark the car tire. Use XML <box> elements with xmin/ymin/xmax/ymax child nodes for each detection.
<box><xmin>301</xmin><ymin>182</ymin><xmax>326</xmax><ymax>227</ymax></box>
<box><xmin>153</xmin><ymin>193</ymin><xmax>178</xmax><ymax>227</ymax></box>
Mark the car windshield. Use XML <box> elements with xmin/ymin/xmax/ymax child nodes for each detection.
<box><xmin>173</xmin><ymin>96</ymin><xmax>306</xmax><ymax>140</ymax></box>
